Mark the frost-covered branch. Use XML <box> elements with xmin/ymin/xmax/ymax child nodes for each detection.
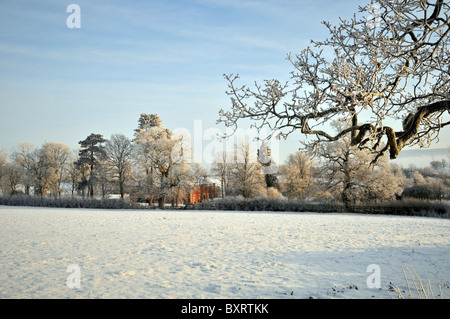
<box><xmin>218</xmin><ymin>0</ymin><xmax>450</xmax><ymax>162</ymax></box>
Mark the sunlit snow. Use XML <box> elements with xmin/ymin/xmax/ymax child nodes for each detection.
<box><xmin>1</xmin><ymin>206</ymin><xmax>449</xmax><ymax>299</ymax></box>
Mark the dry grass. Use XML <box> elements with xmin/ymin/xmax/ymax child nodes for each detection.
<box><xmin>387</xmin><ymin>264</ymin><xmax>443</xmax><ymax>299</ymax></box>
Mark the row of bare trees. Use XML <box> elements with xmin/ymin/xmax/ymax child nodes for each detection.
<box><xmin>0</xmin><ymin>114</ymin><xmax>192</xmax><ymax>209</ymax></box>
<box><xmin>1</xmin><ymin>113</ymin><xmax>449</xmax><ymax>209</ymax></box>
<box><xmin>0</xmin><ymin>141</ymin><xmax>73</xmax><ymax>197</ymax></box>
<box><xmin>211</xmin><ymin>135</ymin><xmax>408</xmax><ymax>208</ymax></box>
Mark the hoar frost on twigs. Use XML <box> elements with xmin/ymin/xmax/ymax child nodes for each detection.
<box><xmin>218</xmin><ymin>0</ymin><xmax>450</xmax><ymax>164</ymax></box>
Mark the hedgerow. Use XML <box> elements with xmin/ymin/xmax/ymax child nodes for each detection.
<box><xmin>191</xmin><ymin>197</ymin><xmax>449</xmax><ymax>218</ymax></box>
<box><xmin>0</xmin><ymin>195</ymin><xmax>143</xmax><ymax>210</ymax></box>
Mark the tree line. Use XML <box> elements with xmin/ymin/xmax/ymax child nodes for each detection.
<box><xmin>0</xmin><ymin>114</ymin><xmax>191</xmax><ymax>209</ymax></box>
<box><xmin>1</xmin><ymin>114</ymin><xmax>449</xmax><ymax>210</ymax></box>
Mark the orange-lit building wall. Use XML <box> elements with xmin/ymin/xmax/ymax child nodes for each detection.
<box><xmin>190</xmin><ymin>184</ymin><xmax>216</xmax><ymax>203</ymax></box>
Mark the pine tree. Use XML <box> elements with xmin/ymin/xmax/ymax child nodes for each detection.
<box><xmin>75</xmin><ymin>133</ymin><xmax>107</xmax><ymax>198</ymax></box>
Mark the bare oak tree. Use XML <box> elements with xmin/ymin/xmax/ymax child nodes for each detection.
<box><xmin>219</xmin><ymin>0</ymin><xmax>449</xmax><ymax>163</ymax></box>
<box><xmin>105</xmin><ymin>134</ymin><xmax>133</xmax><ymax>198</ymax></box>
<box><xmin>211</xmin><ymin>150</ymin><xmax>234</xmax><ymax>198</ymax></box>
<box><xmin>319</xmin><ymin>134</ymin><xmax>404</xmax><ymax>207</ymax></box>
<box><xmin>279</xmin><ymin>151</ymin><xmax>314</xmax><ymax>199</ymax></box>
<box><xmin>133</xmin><ymin>113</ymin><xmax>180</xmax><ymax>209</ymax></box>
<box><xmin>0</xmin><ymin>148</ymin><xmax>8</xmax><ymax>191</ymax></box>
<box><xmin>230</xmin><ymin>141</ymin><xmax>266</xmax><ymax>199</ymax></box>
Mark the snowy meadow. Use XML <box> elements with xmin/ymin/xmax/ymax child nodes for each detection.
<box><xmin>1</xmin><ymin>205</ymin><xmax>449</xmax><ymax>299</ymax></box>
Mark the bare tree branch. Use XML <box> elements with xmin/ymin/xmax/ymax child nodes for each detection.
<box><xmin>218</xmin><ymin>0</ymin><xmax>450</xmax><ymax>162</ymax></box>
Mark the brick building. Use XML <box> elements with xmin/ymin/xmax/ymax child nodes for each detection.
<box><xmin>190</xmin><ymin>183</ymin><xmax>216</xmax><ymax>203</ymax></box>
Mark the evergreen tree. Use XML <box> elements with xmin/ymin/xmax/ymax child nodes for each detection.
<box><xmin>75</xmin><ymin>133</ymin><xmax>107</xmax><ymax>198</ymax></box>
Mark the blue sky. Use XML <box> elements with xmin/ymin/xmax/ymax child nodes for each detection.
<box><xmin>0</xmin><ymin>0</ymin><xmax>448</xmax><ymax>167</ymax></box>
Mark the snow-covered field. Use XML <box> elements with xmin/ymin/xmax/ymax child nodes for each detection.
<box><xmin>1</xmin><ymin>205</ymin><xmax>449</xmax><ymax>299</ymax></box>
